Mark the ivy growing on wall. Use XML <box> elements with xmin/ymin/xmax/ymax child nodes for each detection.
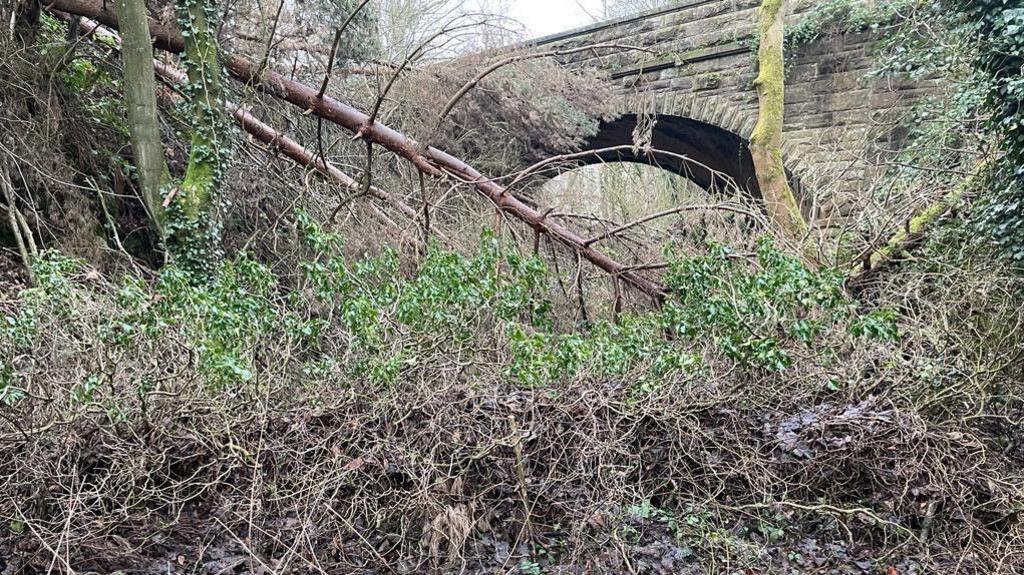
<box><xmin>785</xmin><ymin>0</ymin><xmax>914</xmax><ymax>54</ymax></box>
<box><xmin>745</xmin><ymin>0</ymin><xmax>914</xmax><ymax>59</ymax></box>
<box><xmin>861</xmin><ymin>1</ymin><xmax>1024</xmax><ymax>264</ymax></box>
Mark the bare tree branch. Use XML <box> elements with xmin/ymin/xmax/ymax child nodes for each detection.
<box><xmin>432</xmin><ymin>43</ymin><xmax>653</xmax><ymax>139</ymax></box>
<box><xmin>317</xmin><ymin>0</ymin><xmax>372</xmax><ymax>99</ymax></box>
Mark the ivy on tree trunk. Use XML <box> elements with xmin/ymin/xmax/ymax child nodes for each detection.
<box><xmin>166</xmin><ymin>0</ymin><xmax>229</xmax><ymax>274</ymax></box>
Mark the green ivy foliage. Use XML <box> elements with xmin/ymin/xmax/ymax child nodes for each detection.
<box><xmin>297</xmin><ymin>212</ymin><xmax>552</xmax><ymax>383</ymax></box>
<box><xmin>166</xmin><ymin>0</ymin><xmax>234</xmax><ymax>274</ymax></box>
<box><xmin>958</xmin><ymin>1</ymin><xmax>1024</xmax><ymax>261</ymax></box>
<box><xmin>1</xmin><ymin>227</ymin><xmax>899</xmax><ymax>396</ymax></box>
<box><xmin>872</xmin><ymin>2</ymin><xmax>1024</xmax><ymax>262</ymax></box>
<box><xmin>745</xmin><ymin>0</ymin><xmax>912</xmax><ymax>59</ymax></box>
<box><xmin>785</xmin><ymin>0</ymin><xmax>914</xmax><ymax>55</ymax></box>
<box><xmin>663</xmin><ymin>238</ymin><xmax>897</xmax><ymax>371</ymax></box>
<box><xmin>0</xmin><ymin>253</ymin><xmax>77</xmax><ymax>349</ymax></box>
<box><xmin>104</xmin><ymin>255</ymin><xmax>315</xmax><ymax>387</ymax></box>
<box><xmin>508</xmin><ymin>239</ymin><xmax>898</xmax><ymax>388</ymax></box>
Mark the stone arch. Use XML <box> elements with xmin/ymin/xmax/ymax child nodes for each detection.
<box><xmin>619</xmin><ymin>93</ymin><xmax>758</xmax><ymax>147</ymax></box>
<box><xmin>565</xmin><ymin>93</ymin><xmax>813</xmax><ymax>205</ymax></box>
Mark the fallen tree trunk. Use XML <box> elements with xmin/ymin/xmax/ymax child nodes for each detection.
<box><xmin>49</xmin><ymin>0</ymin><xmax>668</xmax><ymax>301</ymax></box>
<box><xmin>847</xmin><ymin>162</ymin><xmax>988</xmax><ymax>290</ymax></box>
<box><xmin>229</xmin><ymin>105</ymin><xmax>444</xmax><ymax>244</ymax></box>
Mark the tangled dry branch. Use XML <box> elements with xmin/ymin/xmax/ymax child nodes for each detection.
<box><xmin>49</xmin><ymin>0</ymin><xmax>668</xmax><ymax>301</ymax></box>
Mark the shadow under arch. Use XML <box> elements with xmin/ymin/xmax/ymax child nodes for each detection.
<box><xmin>562</xmin><ymin>113</ymin><xmax>804</xmax><ymax>203</ymax></box>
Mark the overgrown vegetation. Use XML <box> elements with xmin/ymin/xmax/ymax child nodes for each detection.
<box><xmin>786</xmin><ymin>0</ymin><xmax>913</xmax><ymax>54</ymax></box>
<box><xmin>959</xmin><ymin>1</ymin><xmax>1024</xmax><ymax>261</ymax></box>
<box><xmin>835</xmin><ymin>0</ymin><xmax>1024</xmax><ymax>277</ymax></box>
<box><xmin>1</xmin><ymin>225</ymin><xmax>896</xmax><ymax>395</ymax></box>
<box><xmin>744</xmin><ymin>0</ymin><xmax>913</xmax><ymax>60</ymax></box>
<box><xmin>1</xmin><ymin>0</ymin><xmax>1023</xmax><ymax>573</ymax></box>
<box><xmin>2</xmin><ymin>220</ymin><xmax>1020</xmax><ymax>572</ymax></box>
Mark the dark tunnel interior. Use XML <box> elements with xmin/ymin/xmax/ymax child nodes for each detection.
<box><xmin>579</xmin><ymin>114</ymin><xmax>761</xmax><ymax>198</ymax></box>
<box><xmin>558</xmin><ymin>114</ymin><xmax>805</xmax><ymax>204</ymax></box>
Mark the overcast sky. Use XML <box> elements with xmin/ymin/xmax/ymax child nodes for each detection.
<box><xmin>505</xmin><ymin>0</ymin><xmax>607</xmax><ymax>38</ymax></box>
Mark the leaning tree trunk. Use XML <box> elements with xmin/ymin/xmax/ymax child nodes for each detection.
<box><xmin>115</xmin><ymin>0</ymin><xmax>167</xmax><ymax>232</ymax></box>
<box><xmin>166</xmin><ymin>0</ymin><xmax>228</xmax><ymax>274</ymax></box>
<box><xmin>750</xmin><ymin>0</ymin><xmax>809</xmax><ymax>247</ymax></box>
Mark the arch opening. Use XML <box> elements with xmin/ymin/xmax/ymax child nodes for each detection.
<box><xmin>578</xmin><ymin>113</ymin><xmax>762</xmax><ymax>198</ymax></box>
<box><xmin>538</xmin><ymin>162</ymin><xmax>764</xmax><ymax>258</ymax></box>
<box><xmin>531</xmin><ymin>113</ymin><xmax>809</xmax><ymax>253</ymax></box>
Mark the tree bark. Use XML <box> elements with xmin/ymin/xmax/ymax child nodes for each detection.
<box><xmin>78</xmin><ymin>21</ymin><xmax>441</xmax><ymax>248</ymax></box>
<box><xmin>114</xmin><ymin>0</ymin><xmax>167</xmax><ymax>231</ymax></box>
<box><xmin>750</xmin><ymin>0</ymin><xmax>809</xmax><ymax>246</ymax></box>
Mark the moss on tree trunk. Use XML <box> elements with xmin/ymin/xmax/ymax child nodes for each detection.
<box><xmin>165</xmin><ymin>0</ymin><xmax>229</xmax><ymax>273</ymax></box>
<box><xmin>750</xmin><ymin>0</ymin><xmax>810</xmax><ymax>249</ymax></box>
<box><xmin>851</xmin><ymin>162</ymin><xmax>989</xmax><ymax>283</ymax></box>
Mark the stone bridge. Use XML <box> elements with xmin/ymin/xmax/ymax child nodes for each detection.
<box><xmin>523</xmin><ymin>0</ymin><xmax>933</xmax><ymax>225</ymax></box>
